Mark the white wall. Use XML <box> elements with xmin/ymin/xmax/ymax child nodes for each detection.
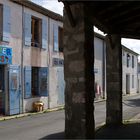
<box><xmin>122</xmin><ymin>49</ymin><xmax>138</xmax><ymax>95</ymax></box>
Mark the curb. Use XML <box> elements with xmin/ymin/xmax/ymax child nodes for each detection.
<box><xmin>94</xmin><ymin>99</ymin><xmax>106</xmax><ymax>103</ymax></box>
<box><xmin>0</xmin><ymin>106</ymin><xmax>64</xmax><ymax>122</ymax></box>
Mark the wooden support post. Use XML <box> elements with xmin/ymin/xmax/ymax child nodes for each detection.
<box><xmin>63</xmin><ymin>4</ymin><xmax>95</xmax><ymax>139</ymax></box>
<box><xmin>106</xmin><ymin>34</ymin><xmax>122</xmax><ymax>125</ymax></box>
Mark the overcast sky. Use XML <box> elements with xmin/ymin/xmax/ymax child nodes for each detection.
<box><xmin>32</xmin><ymin>0</ymin><xmax>140</xmax><ymax>59</ymax></box>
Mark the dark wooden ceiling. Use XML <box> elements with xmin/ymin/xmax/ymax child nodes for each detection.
<box><xmin>60</xmin><ymin>1</ymin><xmax>140</xmax><ymax>39</ymax></box>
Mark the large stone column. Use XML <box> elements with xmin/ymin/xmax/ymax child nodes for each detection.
<box><xmin>63</xmin><ymin>4</ymin><xmax>95</xmax><ymax>139</ymax></box>
<box><xmin>106</xmin><ymin>34</ymin><xmax>122</xmax><ymax>125</ymax></box>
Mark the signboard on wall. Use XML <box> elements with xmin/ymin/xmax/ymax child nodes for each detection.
<box><xmin>53</xmin><ymin>58</ymin><xmax>64</xmax><ymax>66</ymax></box>
<box><xmin>0</xmin><ymin>46</ymin><xmax>12</xmax><ymax>64</ymax></box>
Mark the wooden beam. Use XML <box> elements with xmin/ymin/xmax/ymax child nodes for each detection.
<box><xmin>64</xmin><ymin>2</ymin><xmax>76</xmax><ymax>27</ymax></box>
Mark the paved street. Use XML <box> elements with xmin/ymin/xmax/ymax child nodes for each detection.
<box><xmin>95</xmin><ymin>94</ymin><xmax>140</xmax><ymax>126</ymax></box>
<box><xmin>0</xmin><ymin>94</ymin><xmax>140</xmax><ymax>140</ymax></box>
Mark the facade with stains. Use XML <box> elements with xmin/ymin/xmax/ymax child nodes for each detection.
<box><xmin>0</xmin><ymin>0</ymin><xmax>64</xmax><ymax>115</ymax></box>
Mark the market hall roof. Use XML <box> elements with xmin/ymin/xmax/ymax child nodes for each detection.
<box><xmin>60</xmin><ymin>1</ymin><xmax>140</xmax><ymax>39</ymax></box>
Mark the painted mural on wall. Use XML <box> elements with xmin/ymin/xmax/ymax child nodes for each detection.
<box><xmin>0</xmin><ymin>46</ymin><xmax>12</xmax><ymax>64</ymax></box>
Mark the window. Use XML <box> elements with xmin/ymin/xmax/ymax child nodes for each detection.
<box><xmin>132</xmin><ymin>75</ymin><xmax>134</xmax><ymax>88</ymax></box>
<box><xmin>0</xmin><ymin>5</ymin><xmax>11</xmax><ymax>42</ymax></box>
<box><xmin>127</xmin><ymin>54</ymin><xmax>130</xmax><ymax>67</ymax></box>
<box><xmin>59</xmin><ymin>27</ymin><xmax>63</xmax><ymax>52</ymax></box>
<box><xmin>32</xmin><ymin>67</ymin><xmax>39</xmax><ymax>96</ymax></box>
<box><xmin>24</xmin><ymin>66</ymin><xmax>48</xmax><ymax>98</ymax></box>
<box><xmin>31</xmin><ymin>16</ymin><xmax>41</xmax><ymax>47</ymax></box>
<box><xmin>132</xmin><ymin>55</ymin><xmax>134</xmax><ymax>68</ymax></box>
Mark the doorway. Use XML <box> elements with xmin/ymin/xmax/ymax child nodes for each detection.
<box><xmin>0</xmin><ymin>65</ymin><xmax>5</xmax><ymax>115</ymax></box>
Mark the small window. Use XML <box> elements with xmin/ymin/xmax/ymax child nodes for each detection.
<box><xmin>59</xmin><ymin>27</ymin><xmax>63</xmax><ymax>52</ymax></box>
<box><xmin>31</xmin><ymin>16</ymin><xmax>41</xmax><ymax>47</ymax></box>
<box><xmin>132</xmin><ymin>75</ymin><xmax>134</xmax><ymax>88</ymax></box>
<box><xmin>132</xmin><ymin>56</ymin><xmax>134</xmax><ymax>68</ymax></box>
<box><xmin>127</xmin><ymin>54</ymin><xmax>130</xmax><ymax>67</ymax></box>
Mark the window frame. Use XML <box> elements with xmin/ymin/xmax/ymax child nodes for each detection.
<box><xmin>31</xmin><ymin>16</ymin><xmax>42</xmax><ymax>48</ymax></box>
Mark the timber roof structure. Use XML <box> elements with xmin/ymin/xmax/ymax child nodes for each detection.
<box><xmin>60</xmin><ymin>1</ymin><xmax>140</xmax><ymax>39</ymax></box>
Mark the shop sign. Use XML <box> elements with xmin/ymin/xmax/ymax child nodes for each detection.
<box><xmin>53</xmin><ymin>58</ymin><xmax>64</xmax><ymax>66</ymax></box>
<box><xmin>0</xmin><ymin>46</ymin><xmax>12</xmax><ymax>64</ymax></box>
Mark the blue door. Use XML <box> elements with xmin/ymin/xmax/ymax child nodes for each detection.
<box><xmin>9</xmin><ymin>65</ymin><xmax>20</xmax><ymax>115</ymax></box>
<box><xmin>57</xmin><ymin>67</ymin><xmax>65</xmax><ymax>105</ymax></box>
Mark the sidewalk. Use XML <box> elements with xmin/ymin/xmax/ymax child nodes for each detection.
<box><xmin>0</xmin><ymin>106</ymin><xmax>64</xmax><ymax>121</ymax></box>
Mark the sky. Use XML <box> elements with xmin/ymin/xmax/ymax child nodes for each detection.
<box><xmin>32</xmin><ymin>0</ymin><xmax>140</xmax><ymax>59</ymax></box>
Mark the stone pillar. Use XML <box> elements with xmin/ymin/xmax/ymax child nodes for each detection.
<box><xmin>106</xmin><ymin>34</ymin><xmax>122</xmax><ymax>125</ymax></box>
<box><xmin>63</xmin><ymin>4</ymin><xmax>95</xmax><ymax>139</ymax></box>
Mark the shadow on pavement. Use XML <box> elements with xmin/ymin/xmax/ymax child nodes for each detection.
<box><xmin>39</xmin><ymin>132</ymin><xmax>65</xmax><ymax>140</ymax></box>
<box><xmin>126</xmin><ymin>98</ymin><xmax>140</xmax><ymax>107</ymax></box>
<box><xmin>39</xmin><ymin>122</ymin><xmax>140</xmax><ymax>139</ymax></box>
<box><xmin>95</xmin><ymin>122</ymin><xmax>140</xmax><ymax>139</ymax></box>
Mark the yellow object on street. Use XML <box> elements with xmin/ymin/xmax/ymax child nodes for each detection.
<box><xmin>33</xmin><ymin>101</ymin><xmax>44</xmax><ymax>112</ymax></box>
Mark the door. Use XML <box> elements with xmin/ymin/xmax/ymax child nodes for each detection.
<box><xmin>57</xmin><ymin>67</ymin><xmax>65</xmax><ymax>105</ymax></box>
<box><xmin>126</xmin><ymin>74</ymin><xmax>130</xmax><ymax>94</ymax></box>
<box><xmin>9</xmin><ymin>65</ymin><xmax>20</xmax><ymax>115</ymax></box>
<box><xmin>0</xmin><ymin>66</ymin><xmax>5</xmax><ymax>115</ymax></box>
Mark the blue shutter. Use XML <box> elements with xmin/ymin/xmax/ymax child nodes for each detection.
<box><xmin>24</xmin><ymin>66</ymin><xmax>32</xmax><ymax>98</ymax></box>
<box><xmin>53</xmin><ymin>24</ymin><xmax>59</xmax><ymax>52</ymax></box>
<box><xmin>42</xmin><ymin>19</ymin><xmax>48</xmax><ymax>50</ymax></box>
<box><xmin>24</xmin><ymin>13</ymin><xmax>31</xmax><ymax>46</ymax></box>
<box><xmin>39</xmin><ymin>67</ymin><xmax>48</xmax><ymax>96</ymax></box>
<box><xmin>3</xmin><ymin>5</ymin><xmax>11</xmax><ymax>42</ymax></box>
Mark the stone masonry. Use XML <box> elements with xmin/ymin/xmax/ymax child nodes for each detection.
<box><xmin>63</xmin><ymin>4</ymin><xmax>95</xmax><ymax>138</ymax></box>
<box><xmin>106</xmin><ymin>34</ymin><xmax>122</xmax><ymax>125</ymax></box>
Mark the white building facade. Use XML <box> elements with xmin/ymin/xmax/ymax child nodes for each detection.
<box><xmin>94</xmin><ymin>34</ymin><xmax>139</xmax><ymax>100</ymax></box>
<box><xmin>122</xmin><ymin>46</ymin><xmax>139</xmax><ymax>95</ymax></box>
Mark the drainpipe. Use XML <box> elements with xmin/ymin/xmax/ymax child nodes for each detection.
<box><xmin>102</xmin><ymin>40</ymin><xmax>106</xmax><ymax>99</ymax></box>
<box><xmin>20</xmin><ymin>5</ymin><xmax>24</xmax><ymax>113</ymax></box>
<box><xmin>47</xmin><ymin>18</ymin><xmax>51</xmax><ymax>109</ymax></box>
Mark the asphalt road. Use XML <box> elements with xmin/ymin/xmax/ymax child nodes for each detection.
<box><xmin>95</xmin><ymin>94</ymin><xmax>140</xmax><ymax>126</ymax></box>
<box><xmin>0</xmin><ymin>94</ymin><xmax>140</xmax><ymax>140</ymax></box>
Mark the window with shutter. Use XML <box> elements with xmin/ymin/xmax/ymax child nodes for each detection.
<box><xmin>53</xmin><ymin>24</ymin><xmax>59</xmax><ymax>52</ymax></box>
<box><xmin>42</xmin><ymin>18</ymin><xmax>48</xmax><ymax>50</ymax></box>
<box><xmin>24</xmin><ymin>13</ymin><xmax>31</xmax><ymax>46</ymax></box>
<box><xmin>1</xmin><ymin>5</ymin><xmax>11</xmax><ymax>42</ymax></box>
<box><xmin>59</xmin><ymin>27</ymin><xmax>63</xmax><ymax>52</ymax></box>
<box><xmin>31</xmin><ymin>16</ymin><xmax>41</xmax><ymax>47</ymax></box>
<box><xmin>24</xmin><ymin>66</ymin><xmax>32</xmax><ymax>98</ymax></box>
<box><xmin>39</xmin><ymin>67</ymin><xmax>48</xmax><ymax>96</ymax></box>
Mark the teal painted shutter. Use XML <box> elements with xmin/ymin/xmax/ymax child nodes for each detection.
<box><xmin>42</xmin><ymin>19</ymin><xmax>48</xmax><ymax>50</ymax></box>
<box><xmin>24</xmin><ymin>66</ymin><xmax>32</xmax><ymax>98</ymax></box>
<box><xmin>24</xmin><ymin>13</ymin><xmax>31</xmax><ymax>46</ymax></box>
<box><xmin>53</xmin><ymin>24</ymin><xmax>58</xmax><ymax>51</ymax></box>
<box><xmin>39</xmin><ymin>67</ymin><xmax>48</xmax><ymax>96</ymax></box>
<box><xmin>3</xmin><ymin>5</ymin><xmax>11</xmax><ymax>42</ymax></box>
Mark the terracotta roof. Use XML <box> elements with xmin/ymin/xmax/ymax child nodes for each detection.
<box><xmin>11</xmin><ymin>0</ymin><xmax>63</xmax><ymax>22</ymax></box>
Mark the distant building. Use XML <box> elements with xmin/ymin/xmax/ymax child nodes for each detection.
<box><xmin>94</xmin><ymin>33</ymin><xmax>139</xmax><ymax>100</ymax></box>
<box><xmin>94</xmin><ymin>33</ymin><xmax>106</xmax><ymax>100</ymax></box>
<box><xmin>122</xmin><ymin>46</ymin><xmax>139</xmax><ymax>95</ymax></box>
